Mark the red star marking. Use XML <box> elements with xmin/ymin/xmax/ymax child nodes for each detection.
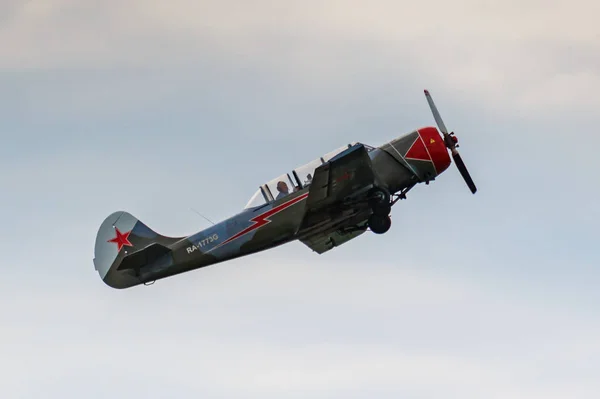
<box><xmin>335</xmin><ymin>170</ymin><xmax>352</xmax><ymax>183</ymax></box>
<box><xmin>107</xmin><ymin>227</ymin><xmax>133</xmax><ymax>251</ymax></box>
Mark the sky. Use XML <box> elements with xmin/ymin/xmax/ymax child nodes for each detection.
<box><xmin>1</xmin><ymin>0</ymin><xmax>599</xmax><ymax>397</ymax></box>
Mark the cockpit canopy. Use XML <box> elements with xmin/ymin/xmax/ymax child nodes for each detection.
<box><xmin>244</xmin><ymin>142</ymin><xmax>375</xmax><ymax>209</ymax></box>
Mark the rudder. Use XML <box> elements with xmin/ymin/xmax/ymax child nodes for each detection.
<box><xmin>93</xmin><ymin>211</ymin><xmax>181</xmax><ymax>289</ymax></box>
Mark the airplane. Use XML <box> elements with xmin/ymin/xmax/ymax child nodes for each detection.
<box><xmin>93</xmin><ymin>90</ymin><xmax>477</xmax><ymax>289</ymax></box>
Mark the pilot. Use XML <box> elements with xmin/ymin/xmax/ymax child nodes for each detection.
<box><xmin>275</xmin><ymin>181</ymin><xmax>289</xmax><ymax>200</ymax></box>
<box><xmin>304</xmin><ymin>174</ymin><xmax>312</xmax><ymax>185</ymax></box>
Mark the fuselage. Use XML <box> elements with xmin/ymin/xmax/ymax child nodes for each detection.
<box><xmin>140</xmin><ymin>126</ymin><xmax>450</xmax><ymax>282</ymax></box>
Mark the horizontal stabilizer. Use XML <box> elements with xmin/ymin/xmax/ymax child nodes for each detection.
<box><xmin>117</xmin><ymin>242</ymin><xmax>172</xmax><ymax>273</ymax></box>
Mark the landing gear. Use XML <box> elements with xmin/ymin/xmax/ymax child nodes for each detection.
<box><xmin>368</xmin><ymin>187</ymin><xmax>391</xmax><ymax>216</ymax></box>
<box><xmin>367</xmin><ymin>187</ymin><xmax>392</xmax><ymax>234</ymax></box>
<box><xmin>368</xmin><ymin>214</ymin><xmax>391</xmax><ymax>234</ymax></box>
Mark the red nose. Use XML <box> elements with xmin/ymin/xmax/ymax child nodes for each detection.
<box><xmin>417</xmin><ymin>127</ymin><xmax>451</xmax><ymax>175</ymax></box>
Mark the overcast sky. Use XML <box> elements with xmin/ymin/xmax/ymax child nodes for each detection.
<box><xmin>1</xmin><ymin>1</ymin><xmax>599</xmax><ymax>398</ymax></box>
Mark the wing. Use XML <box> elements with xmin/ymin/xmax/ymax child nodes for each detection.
<box><xmin>298</xmin><ymin>144</ymin><xmax>378</xmax><ymax>253</ymax></box>
<box><xmin>304</xmin><ymin>143</ymin><xmax>376</xmax><ymax>211</ymax></box>
<box><xmin>300</xmin><ymin>218</ymin><xmax>369</xmax><ymax>254</ymax></box>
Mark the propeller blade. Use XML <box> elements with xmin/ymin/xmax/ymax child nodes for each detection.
<box><xmin>451</xmin><ymin>151</ymin><xmax>477</xmax><ymax>194</ymax></box>
<box><xmin>424</xmin><ymin>89</ymin><xmax>449</xmax><ymax>134</ymax></box>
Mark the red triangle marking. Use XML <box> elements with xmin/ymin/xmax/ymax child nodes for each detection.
<box><xmin>404</xmin><ymin>136</ymin><xmax>430</xmax><ymax>161</ymax></box>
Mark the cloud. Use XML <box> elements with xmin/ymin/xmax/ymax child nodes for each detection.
<box><xmin>2</xmin><ymin>2</ymin><xmax>599</xmax><ymax>397</ymax></box>
<box><xmin>2</xmin><ymin>0</ymin><xmax>599</xmax><ymax>116</ymax></box>
<box><xmin>2</xmin><ymin>254</ymin><xmax>599</xmax><ymax>398</ymax></box>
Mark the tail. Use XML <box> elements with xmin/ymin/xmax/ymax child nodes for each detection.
<box><xmin>93</xmin><ymin>211</ymin><xmax>183</xmax><ymax>289</ymax></box>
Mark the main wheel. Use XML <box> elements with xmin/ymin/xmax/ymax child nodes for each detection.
<box><xmin>368</xmin><ymin>214</ymin><xmax>391</xmax><ymax>234</ymax></box>
<box><xmin>368</xmin><ymin>187</ymin><xmax>391</xmax><ymax>216</ymax></box>
<box><xmin>368</xmin><ymin>187</ymin><xmax>390</xmax><ymax>207</ymax></box>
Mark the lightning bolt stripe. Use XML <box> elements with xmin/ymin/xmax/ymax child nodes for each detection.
<box><xmin>206</xmin><ymin>192</ymin><xmax>309</xmax><ymax>253</ymax></box>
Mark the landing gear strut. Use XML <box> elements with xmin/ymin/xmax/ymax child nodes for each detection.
<box><xmin>367</xmin><ymin>188</ymin><xmax>392</xmax><ymax>234</ymax></box>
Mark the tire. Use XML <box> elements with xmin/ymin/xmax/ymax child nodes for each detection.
<box><xmin>369</xmin><ymin>214</ymin><xmax>391</xmax><ymax>234</ymax></box>
<box><xmin>368</xmin><ymin>187</ymin><xmax>390</xmax><ymax>209</ymax></box>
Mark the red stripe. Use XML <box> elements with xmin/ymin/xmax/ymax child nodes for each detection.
<box><xmin>210</xmin><ymin>192</ymin><xmax>309</xmax><ymax>251</ymax></box>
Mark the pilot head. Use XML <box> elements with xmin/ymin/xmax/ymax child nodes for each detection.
<box><xmin>277</xmin><ymin>181</ymin><xmax>289</xmax><ymax>194</ymax></box>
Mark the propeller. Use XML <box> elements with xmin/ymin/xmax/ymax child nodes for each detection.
<box><xmin>424</xmin><ymin>89</ymin><xmax>477</xmax><ymax>194</ymax></box>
